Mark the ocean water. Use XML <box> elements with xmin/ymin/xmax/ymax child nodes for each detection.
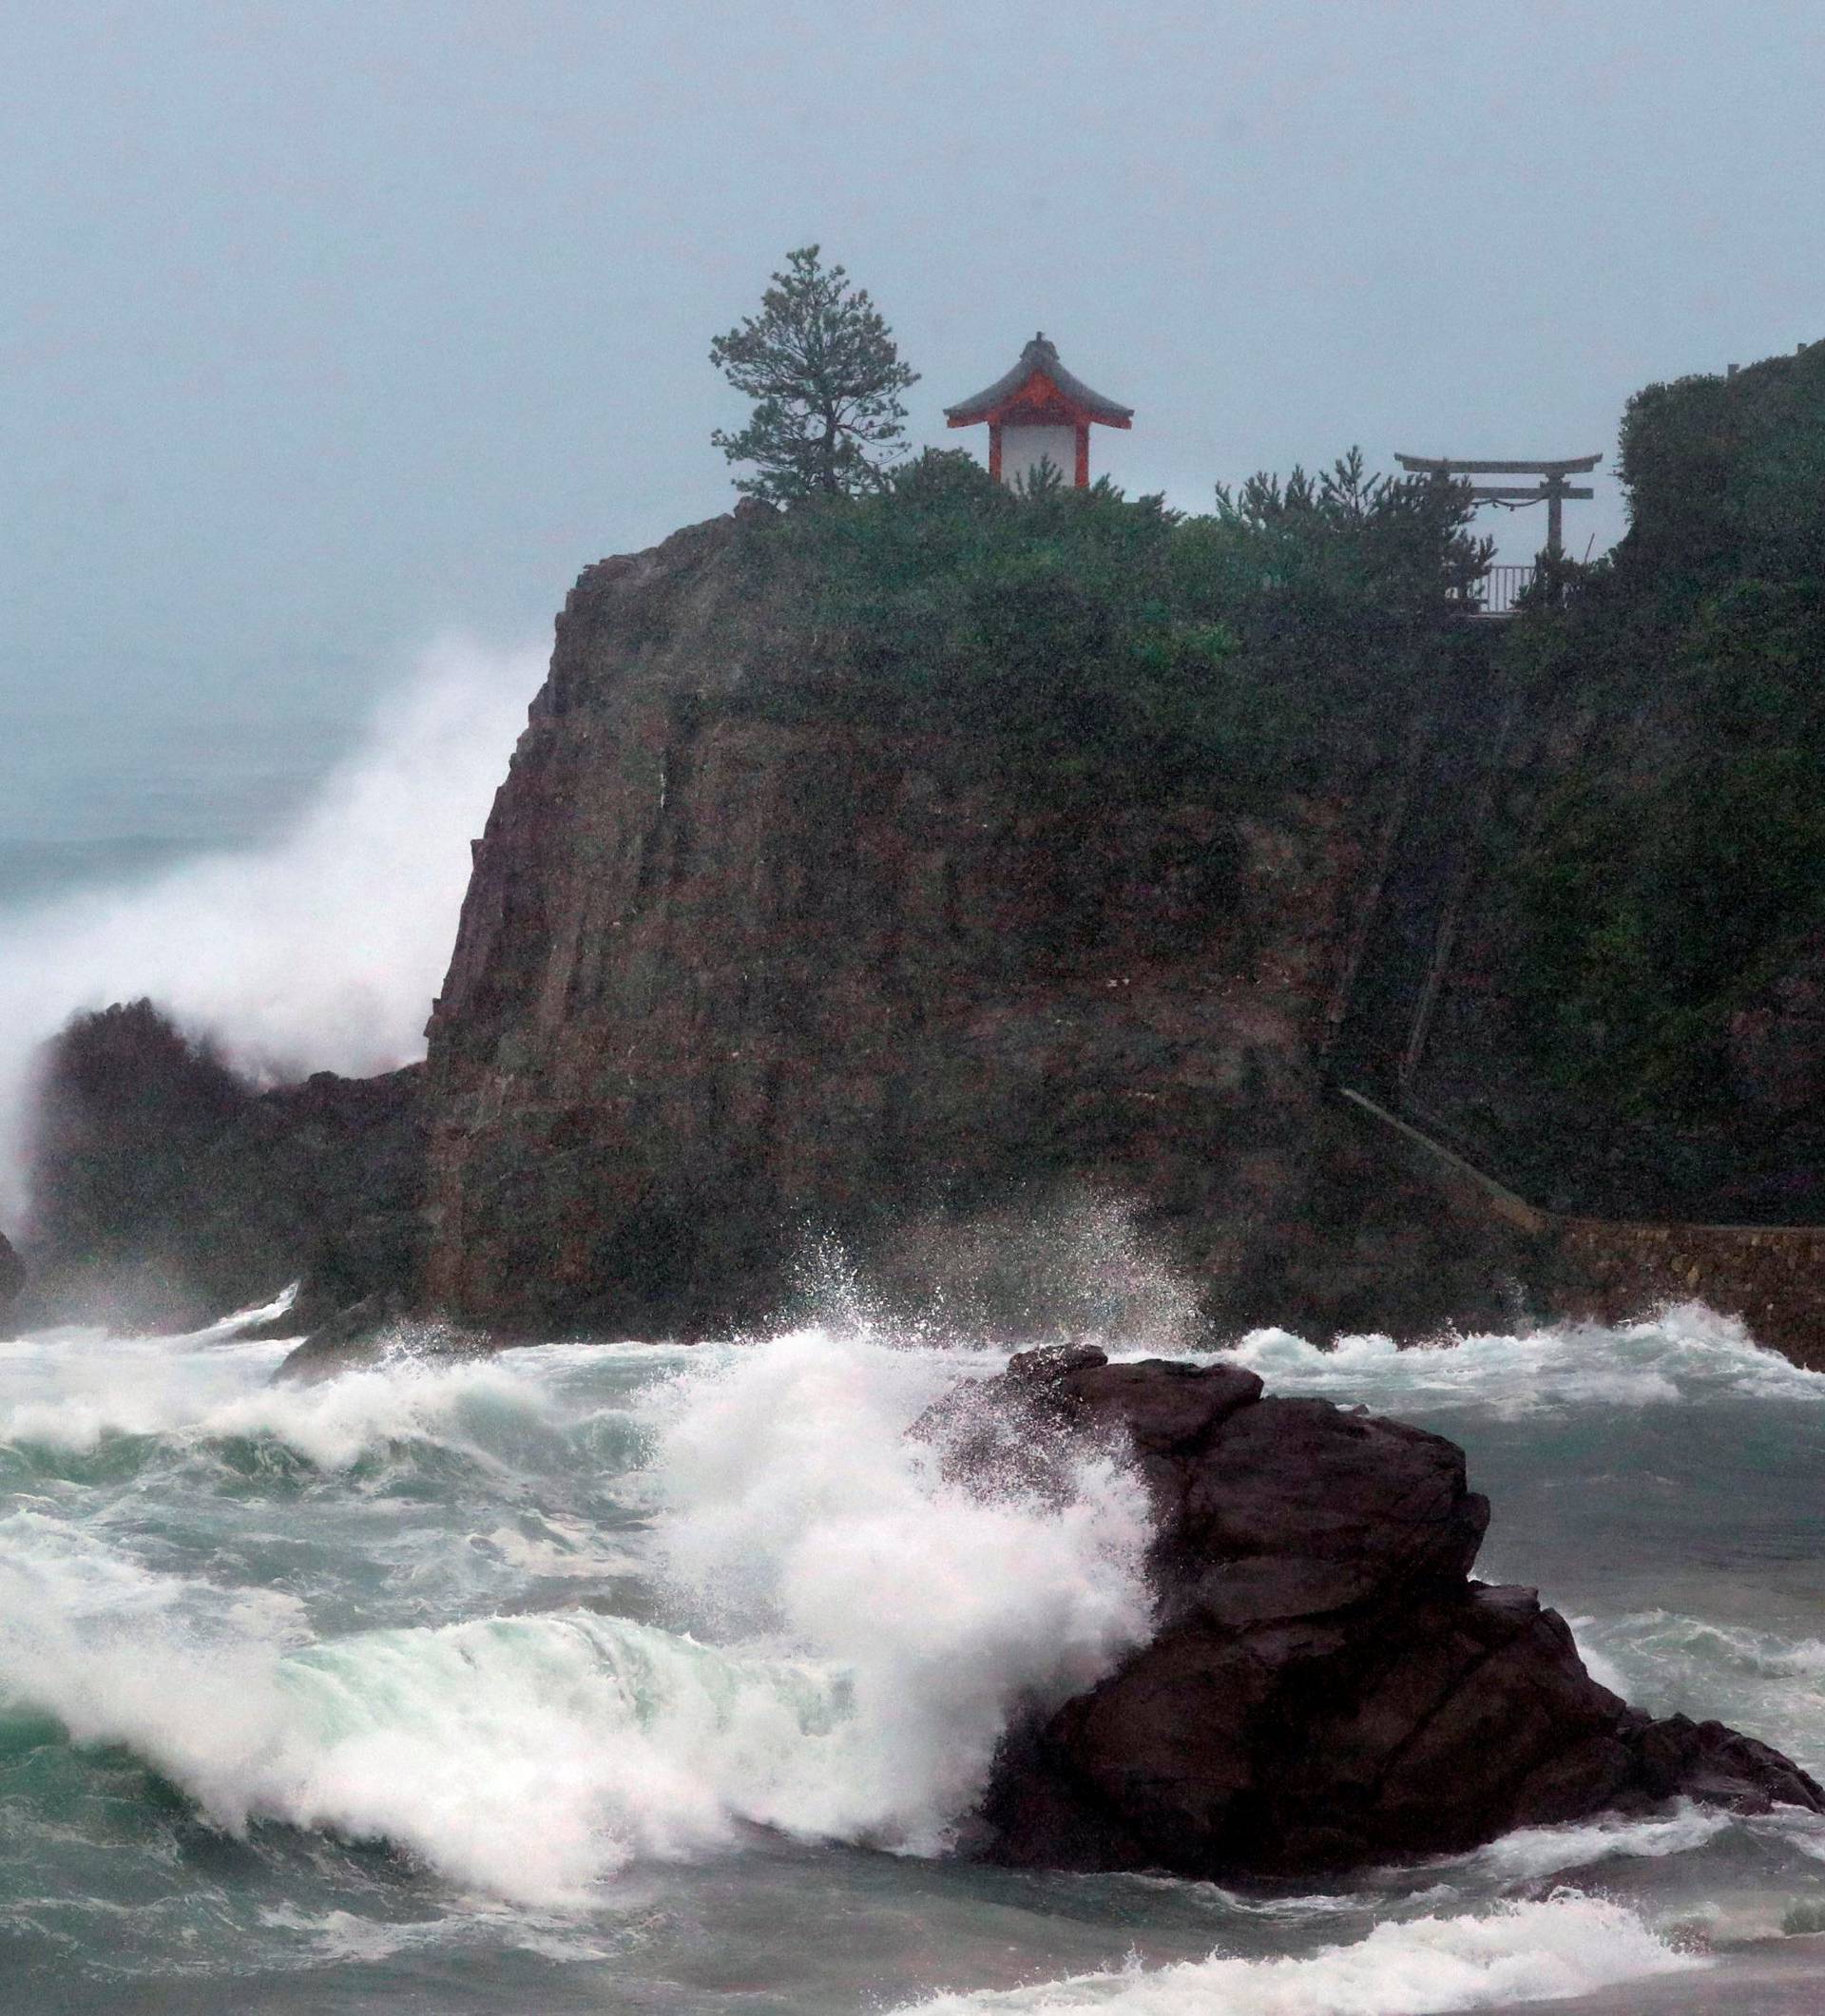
<box><xmin>0</xmin><ymin>643</ymin><xmax>541</xmax><ymax>1215</ymax></box>
<box><xmin>5</xmin><ymin>665</ymin><xmax>1825</xmax><ymax>2011</ymax></box>
<box><xmin>0</xmin><ymin>1304</ymin><xmax>1822</xmax><ymax>2014</ymax></box>
<box><xmin>0</xmin><ymin>685</ymin><xmax>350</xmax><ymax>911</ymax></box>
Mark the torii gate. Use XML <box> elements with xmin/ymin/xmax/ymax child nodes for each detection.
<box><xmin>1393</xmin><ymin>452</ymin><xmax>1600</xmax><ymax>560</ymax></box>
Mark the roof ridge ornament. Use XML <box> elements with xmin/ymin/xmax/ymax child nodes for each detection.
<box><xmin>945</xmin><ymin>336</ymin><xmax>1133</xmax><ymax>430</ymax></box>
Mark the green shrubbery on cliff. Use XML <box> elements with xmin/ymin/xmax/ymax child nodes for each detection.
<box><xmin>752</xmin><ymin>447</ymin><xmax>1488</xmax><ymax>802</ymax></box>
<box><xmin>1499</xmin><ymin>340</ymin><xmax>1825</xmax><ymax>1116</ymax></box>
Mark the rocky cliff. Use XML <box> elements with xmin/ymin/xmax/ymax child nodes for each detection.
<box><xmin>0</xmin><ymin>1227</ymin><xmax>22</xmax><ymax>1336</ymax></box>
<box><xmin>1403</xmin><ymin>341</ymin><xmax>1825</xmax><ymax>1226</ymax></box>
<box><xmin>419</xmin><ymin>509</ymin><xmax>1501</xmax><ymax>1337</ymax></box>
<box><xmin>7</xmin><ymin>501</ymin><xmax>1532</xmax><ymax>1343</ymax></box>
<box><xmin>32</xmin><ymin>357</ymin><xmax>1820</xmax><ymax>1351</ymax></box>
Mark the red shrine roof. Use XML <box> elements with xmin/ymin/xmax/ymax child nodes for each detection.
<box><xmin>944</xmin><ymin>334</ymin><xmax>1134</xmax><ymax>430</ymax></box>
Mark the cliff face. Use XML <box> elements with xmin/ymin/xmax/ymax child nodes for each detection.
<box><xmin>422</xmin><ymin>513</ymin><xmax>1396</xmax><ymax>1335</ymax></box>
<box><xmin>24</xmin><ymin>353</ymin><xmax>1822</xmax><ymax>1349</ymax></box>
<box><xmin>0</xmin><ymin>1228</ymin><xmax>22</xmax><ymax>1336</ymax></box>
<box><xmin>1402</xmin><ymin>342</ymin><xmax>1825</xmax><ymax>1223</ymax></box>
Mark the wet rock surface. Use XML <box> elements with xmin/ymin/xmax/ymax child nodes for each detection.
<box><xmin>0</xmin><ymin>1227</ymin><xmax>23</xmax><ymax>1334</ymax></box>
<box><xmin>416</xmin><ymin>511</ymin><xmax>1508</xmax><ymax>1344</ymax></box>
<box><xmin>270</xmin><ymin>1295</ymin><xmax>502</xmax><ymax>1383</ymax></box>
<box><xmin>21</xmin><ymin>1000</ymin><xmax>426</xmax><ymax>1334</ymax></box>
<box><xmin>947</xmin><ymin>1347</ymin><xmax>1823</xmax><ymax>1880</ymax></box>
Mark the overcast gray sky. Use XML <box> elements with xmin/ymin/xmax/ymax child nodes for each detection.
<box><xmin>6</xmin><ymin>1</ymin><xmax>1823</xmax><ymax>729</ymax></box>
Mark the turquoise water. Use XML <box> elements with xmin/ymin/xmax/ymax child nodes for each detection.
<box><xmin>1</xmin><ymin>1308</ymin><xmax>1822</xmax><ymax>2013</ymax></box>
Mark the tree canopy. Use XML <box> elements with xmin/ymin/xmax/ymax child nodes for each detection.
<box><xmin>746</xmin><ymin>445</ymin><xmax>1486</xmax><ymax>801</ymax></box>
<box><xmin>1489</xmin><ymin>339</ymin><xmax>1825</xmax><ymax>1119</ymax></box>
<box><xmin>710</xmin><ymin>245</ymin><xmax>918</xmax><ymax>502</ymax></box>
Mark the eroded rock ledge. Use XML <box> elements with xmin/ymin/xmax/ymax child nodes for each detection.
<box><xmin>19</xmin><ymin>1000</ymin><xmax>425</xmax><ymax>1335</ymax></box>
<box><xmin>931</xmin><ymin>1347</ymin><xmax>1821</xmax><ymax>1879</ymax></box>
<box><xmin>0</xmin><ymin>1228</ymin><xmax>23</xmax><ymax>1337</ymax></box>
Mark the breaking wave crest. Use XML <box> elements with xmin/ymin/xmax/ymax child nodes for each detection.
<box><xmin>0</xmin><ymin>1331</ymin><xmax>549</xmax><ymax>1470</ymax></box>
<box><xmin>1226</xmin><ymin>1301</ymin><xmax>1825</xmax><ymax>1415</ymax></box>
<box><xmin>3</xmin><ymin>1301</ymin><xmax>1819</xmax><ymax>2007</ymax></box>
<box><xmin>1431</xmin><ymin>1800</ymin><xmax>1739</xmax><ymax>1884</ymax></box>
<box><xmin>0</xmin><ymin>1587</ymin><xmax>850</xmax><ymax>1903</ymax></box>
<box><xmin>642</xmin><ymin>1327</ymin><xmax>1155</xmax><ymax>1849</ymax></box>
<box><xmin>0</xmin><ymin>1327</ymin><xmax>1152</xmax><ymax>1904</ymax></box>
<box><xmin>896</xmin><ymin>1894</ymin><xmax>1705</xmax><ymax>2014</ymax></box>
<box><xmin>0</xmin><ymin>638</ymin><xmax>541</xmax><ymax>1213</ymax></box>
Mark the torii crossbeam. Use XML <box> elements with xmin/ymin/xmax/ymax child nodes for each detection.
<box><xmin>1393</xmin><ymin>452</ymin><xmax>1600</xmax><ymax>560</ymax></box>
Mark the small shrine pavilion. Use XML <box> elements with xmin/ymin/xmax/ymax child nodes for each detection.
<box><xmin>945</xmin><ymin>334</ymin><xmax>1133</xmax><ymax>490</ymax></box>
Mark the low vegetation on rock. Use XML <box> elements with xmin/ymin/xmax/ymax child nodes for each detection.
<box><xmin>746</xmin><ymin>442</ymin><xmax>1490</xmax><ymax>805</ymax></box>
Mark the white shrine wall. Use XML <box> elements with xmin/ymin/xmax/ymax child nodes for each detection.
<box><xmin>1000</xmin><ymin>424</ymin><xmax>1078</xmax><ymax>490</ymax></box>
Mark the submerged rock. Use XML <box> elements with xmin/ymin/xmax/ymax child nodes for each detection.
<box><xmin>271</xmin><ymin>1296</ymin><xmax>500</xmax><ymax>1384</ymax></box>
<box><xmin>940</xmin><ymin>1348</ymin><xmax>1822</xmax><ymax>1880</ymax></box>
<box><xmin>270</xmin><ymin>1291</ymin><xmax>417</xmax><ymax>1381</ymax></box>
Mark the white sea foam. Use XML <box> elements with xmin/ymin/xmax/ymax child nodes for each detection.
<box><xmin>1439</xmin><ymin>1801</ymin><xmax>1737</xmax><ymax>1883</ymax></box>
<box><xmin>474</xmin><ymin>1510</ymin><xmax>647</xmax><ymax>1583</ymax></box>
<box><xmin>0</xmin><ymin>1578</ymin><xmax>842</xmax><ymax>1903</ymax></box>
<box><xmin>0</xmin><ymin>636</ymin><xmax>541</xmax><ymax>1214</ymax></box>
<box><xmin>1223</xmin><ymin>1302</ymin><xmax>1825</xmax><ymax>1416</ymax></box>
<box><xmin>0</xmin><ymin>1327</ymin><xmax>1153</xmax><ymax>1904</ymax></box>
<box><xmin>254</xmin><ymin>1902</ymin><xmax>624</xmax><ymax>1968</ymax></box>
<box><xmin>0</xmin><ymin>1325</ymin><xmax>548</xmax><ymax>1468</ymax></box>
<box><xmin>897</xmin><ymin>1894</ymin><xmax>1705</xmax><ymax>2014</ymax></box>
<box><xmin>0</xmin><ymin>1502</ymin><xmax>313</xmax><ymax>1643</ymax></box>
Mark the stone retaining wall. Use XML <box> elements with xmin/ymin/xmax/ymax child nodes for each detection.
<box><xmin>1554</xmin><ymin>1218</ymin><xmax>1825</xmax><ymax>1373</ymax></box>
<box><xmin>1335</xmin><ymin>1088</ymin><xmax>1825</xmax><ymax>1373</ymax></box>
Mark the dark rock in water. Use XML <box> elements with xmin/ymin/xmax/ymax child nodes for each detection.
<box><xmin>0</xmin><ymin>1227</ymin><xmax>24</xmax><ymax>1334</ymax></box>
<box><xmin>272</xmin><ymin>1295</ymin><xmax>498</xmax><ymax>1384</ymax></box>
<box><xmin>1629</xmin><ymin>1713</ymin><xmax>1825</xmax><ymax>1815</ymax></box>
<box><xmin>21</xmin><ymin>1000</ymin><xmax>426</xmax><ymax>1334</ymax></box>
<box><xmin>271</xmin><ymin>1292</ymin><xmax>414</xmax><ymax>1381</ymax></box>
<box><xmin>949</xmin><ymin>1349</ymin><xmax>1823</xmax><ymax>1880</ymax></box>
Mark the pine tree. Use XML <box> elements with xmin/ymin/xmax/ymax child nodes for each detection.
<box><xmin>710</xmin><ymin>246</ymin><xmax>918</xmax><ymax>502</ymax></box>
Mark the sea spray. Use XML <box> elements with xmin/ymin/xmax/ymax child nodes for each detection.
<box><xmin>1224</xmin><ymin>1302</ymin><xmax>1825</xmax><ymax>1416</ymax></box>
<box><xmin>641</xmin><ymin>1325</ymin><xmax>1156</xmax><ymax>1850</ymax></box>
<box><xmin>0</xmin><ymin>1580</ymin><xmax>848</xmax><ymax>1903</ymax></box>
<box><xmin>0</xmin><ymin>638</ymin><xmax>541</xmax><ymax>1215</ymax></box>
<box><xmin>0</xmin><ymin>1324</ymin><xmax>548</xmax><ymax>1469</ymax></box>
<box><xmin>1</xmin><ymin>1308</ymin><xmax>1822</xmax><ymax>2006</ymax></box>
<box><xmin>789</xmin><ymin>1189</ymin><xmax>1205</xmax><ymax>1354</ymax></box>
